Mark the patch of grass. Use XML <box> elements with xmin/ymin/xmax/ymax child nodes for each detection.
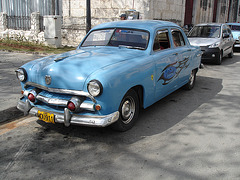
<box><xmin>0</xmin><ymin>39</ymin><xmax>76</xmax><ymax>54</ymax></box>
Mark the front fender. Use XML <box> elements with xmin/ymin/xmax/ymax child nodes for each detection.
<box><xmin>84</xmin><ymin>57</ymin><xmax>155</xmax><ymax>115</ymax></box>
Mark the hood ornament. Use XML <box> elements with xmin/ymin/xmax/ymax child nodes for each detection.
<box><xmin>54</xmin><ymin>56</ymin><xmax>69</xmax><ymax>62</ymax></box>
<box><xmin>45</xmin><ymin>75</ymin><xmax>52</xmax><ymax>85</ymax></box>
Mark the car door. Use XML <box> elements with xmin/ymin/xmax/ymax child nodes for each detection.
<box><xmin>152</xmin><ymin>29</ymin><xmax>180</xmax><ymax>101</ymax></box>
<box><xmin>222</xmin><ymin>25</ymin><xmax>232</xmax><ymax>56</ymax></box>
<box><xmin>170</xmin><ymin>28</ymin><xmax>192</xmax><ymax>87</ymax></box>
<box><xmin>227</xmin><ymin>26</ymin><xmax>234</xmax><ymax>51</ymax></box>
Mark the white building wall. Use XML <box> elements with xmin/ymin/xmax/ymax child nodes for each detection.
<box><xmin>216</xmin><ymin>0</ymin><xmax>229</xmax><ymax>23</ymax></box>
<box><xmin>61</xmin><ymin>0</ymin><xmax>186</xmax><ymax>46</ymax></box>
<box><xmin>151</xmin><ymin>0</ymin><xmax>185</xmax><ymax>26</ymax></box>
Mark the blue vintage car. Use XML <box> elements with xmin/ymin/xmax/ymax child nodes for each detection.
<box><xmin>16</xmin><ymin>20</ymin><xmax>202</xmax><ymax>131</ymax></box>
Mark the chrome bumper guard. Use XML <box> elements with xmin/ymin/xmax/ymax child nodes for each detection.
<box><xmin>24</xmin><ymin>82</ymin><xmax>96</xmax><ymax>103</ymax></box>
<box><xmin>17</xmin><ymin>100</ymin><xmax>119</xmax><ymax>127</ymax></box>
<box><xmin>23</xmin><ymin>89</ymin><xmax>95</xmax><ymax>111</ymax></box>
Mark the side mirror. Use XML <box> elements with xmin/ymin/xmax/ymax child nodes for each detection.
<box><xmin>223</xmin><ymin>33</ymin><xmax>230</xmax><ymax>38</ymax></box>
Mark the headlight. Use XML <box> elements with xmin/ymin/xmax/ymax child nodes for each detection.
<box><xmin>16</xmin><ymin>68</ymin><xmax>27</xmax><ymax>82</ymax></box>
<box><xmin>209</xmin><ymin>42</ymin><xmax>220</xmax><ymax>48</ymax></box>
<box><xmin>87</xmin><ymin>80</ymin><xmax>103</xmax><ymax>97</ymax></box>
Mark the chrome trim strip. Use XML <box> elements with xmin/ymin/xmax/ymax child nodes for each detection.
<box><xmin>54</xmin><ymin>56</ymin><xmax>69</xmax><ymax>62</ymax></box>
<box><xmin>23</xmin><ymin>90</ymin><xmax>29</xmax><ymax>97</ymax></box>
<box><xmin>80</xmin><ymin>102</ymin><xmax>94</xmax><ymax>111</ymax></box>
<box><xmin>24</xmin><ymin>82</ymin><xmax>96</xmax><ymax>103</ymax></box>
<box><xmin>22</xmin><ymin>90</ymin><xmax>95</xmax><ymax>111</ymax></box>
<box><xmin>37</xmin><ymin>94</ymin><xmax>68</xmax><ymax>106</ymax></box>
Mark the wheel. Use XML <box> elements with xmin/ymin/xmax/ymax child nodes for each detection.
<box><xmin>228</xmin><ymin>47</ymin><xmax>234</xmax><ymax>58</ymax></box>
<box><xmin>111</xmin><ymin>89</ymin><xmax>139</xmax><ymax>131</ymax></box>
<box><xmin>183</xmin><ymin>69</ymin><xmax>196</xmax><ymax>90</ymax></box>
<box><xmin>216</xmin><ymin>51</ymin><xmax>222</xmax><ymax>65</ymax></box>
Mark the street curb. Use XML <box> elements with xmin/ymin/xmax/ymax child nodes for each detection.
<box><xmin>0</xmin><ymin>49</ymin><xmax>53</xmax><ymax>55</ymax></box>
<box><xmin>0</xmin><ymin>106</ymin><xmax>24</xmax><ymax>123</ymax></box>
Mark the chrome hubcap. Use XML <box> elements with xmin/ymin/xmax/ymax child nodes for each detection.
<box><xmin>189</xmin><ymin>71</ymin><xmax>195</xmax><ymax>86</ymax></box>
<box><xmin>121</xmin><ymin>96</ymin><xmax>135</xmax><ymax>124</ymax></box>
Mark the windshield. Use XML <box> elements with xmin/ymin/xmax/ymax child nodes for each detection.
<box><xmin>228</xmin><ymin>25</ymin><xmax>240</xmax><ymax>31</ymax></box>
<box><xmin>81</xmin><ymin>28</ymin><xmax>149</xmax><ymax>50</ymax></box>
<box><xmin>188</xmin><ymin>25</ymin><xmax>221</xmax><ymax>38</ymax></box>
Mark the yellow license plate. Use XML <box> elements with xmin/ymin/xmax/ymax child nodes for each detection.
<box><xmin>37</xmin><ymin>110</ymin><xmax>55</xmax><ymax>124</ymax></box>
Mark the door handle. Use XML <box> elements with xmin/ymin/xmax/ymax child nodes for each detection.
<box><xmin>187</xmin><ymin>49</ymin><xmax>192</xmax><ymax>51</ymax></box>
<box><xmin>173</xmin><ymin>53</ymin><xmax>178</xmax><ymax>56</ymax></box>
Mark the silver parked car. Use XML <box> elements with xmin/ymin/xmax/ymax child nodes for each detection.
<box><xmin>187</xmin><ymin>23</ymin><xmax>234</xmax><ymax>65</ymax></box>
<box><xmin>227</xmin><ymin>23</ymin><xmax>240</xmax><ymax>49</ymax></box>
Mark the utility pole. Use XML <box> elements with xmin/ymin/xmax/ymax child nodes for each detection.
<box><xmin>86</xmin><ymin>0</ymin><xmax>91</xmax><ymax>33</ymax></box>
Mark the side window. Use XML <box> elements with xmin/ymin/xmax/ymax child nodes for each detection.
<box><xmin>153</xmin><ymin>29</ymin><xmax>170</xmax><ymax>51</ymax></box>
<box><xmin>227</xmin><ymin>28</ymin><xmax>232</xmax><ymax>36</ymax></box>
<box><xmin>222</xmin><ymin>26</ymin><xmax>228</xmax><ymax>35</ymax></box>
<box><xmin>171</xmin><ymin>29</ymin><xmax>186</xmax><ymax>47</ymax></box>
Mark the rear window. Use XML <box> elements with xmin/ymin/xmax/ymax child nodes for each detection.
<box><xmin>228</xmin><ymin>25</ymin><xmax>240</xmax><ymax>31</ymax></box>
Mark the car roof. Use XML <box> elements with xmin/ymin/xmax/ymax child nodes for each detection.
<box><xmin>91</xmin><ymin>20</ymin><xmax>180</xmax><ymax>32</ymax></box>
<box><xmin>226</xmin><ymin>23</ymin><xmax>240</xmax><ymax>26</ymax></box>
<box><xmin>194</xmin><ymin>23</ymin><xmax>223</xmax><ymax>26</ymax></box>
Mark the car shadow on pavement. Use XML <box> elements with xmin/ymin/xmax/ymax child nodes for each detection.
<box><xmin>3</xmin><ymin>52</ymin><xmax>240</xmax><ymax>180</ymax></box>
<box><xmin>27</xmin><ymin>74</ymin><xmax>224</xmax><ymax>179</ymax></box>
<box><xmin>37</xmin><ymin>74</ymin><xmax>223</xmax><ymax>144</ymax></box>
<box><xmin>202</xmin><ymin>53</ymin><xmax>239</xmax><ymax>66</ymax></box>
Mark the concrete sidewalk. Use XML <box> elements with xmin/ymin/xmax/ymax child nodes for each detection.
<box><xmin>0</xmin><ymin>51</ymin><xmax>46</xmax><ymax>123</ymax></box>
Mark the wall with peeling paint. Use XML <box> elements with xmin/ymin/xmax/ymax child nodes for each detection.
<box><xmin>192</xmin><ymin>0</ymin><xmax>215</xmax><ymax>24</ymax></box>
<box><xmin>192</xmin><ymin>0</ymin><xmax>239</xmax><ymax>25</ymax></box>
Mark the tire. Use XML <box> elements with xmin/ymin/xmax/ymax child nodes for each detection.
<box><xmin>183</xmin><ymin>69</ymin><xmax>196</xmax><ymax>90</ymax></box>
<box><xmin>111</xmin><ymin>89</ymin><xmax>139</xmax><ymax>132</ymax></box>
<box><xmin>216</xmin><ymin>51</ymin><xmax>222</xmax><ymax>65</ymax></box>
<box><xmin>228</xmin><ymin>47</ymin><xmax>234</xmax><ymax>58</ymax></box>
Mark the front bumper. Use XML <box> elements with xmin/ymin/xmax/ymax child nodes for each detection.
<box><xmin>234</xmin><ymin>42</ymin><xmax>240</xmax><ymax>48</ymax></box>
<box><xmin>17</xmin><ymin>99</ymin><xmax>119</xmax><ymax>127</ymax></box>
<box><xmin>200</xmin><ymin>47</ymin><xmax>220</xmax><ymax>62</ymax></box>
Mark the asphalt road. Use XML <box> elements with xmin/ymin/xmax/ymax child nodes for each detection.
<box><xmin>0</xmin><ymin>51</ymin><xmax>46</xmax><ymax>122</ymax></box>
<box><xmin>1</xmin><ymin>52</ymin><xmax>240</xmax><ymax>179</ymax></box>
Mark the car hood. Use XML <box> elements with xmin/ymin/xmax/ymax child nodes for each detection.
<box><xmin>23</xmin><ymin>47</ymin><xmax>145</xmax><ymax>90</ymax></box>
<box><xmin>188</xmin><ymin>37</ymin><xmax>220</xmax><ymax>46</ymax></box>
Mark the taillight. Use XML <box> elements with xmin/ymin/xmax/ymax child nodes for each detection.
<box><xmin>67</xmin><ymin>102</ymin><xmax>76</xmax><ymax>111</ymax></box>
<box><xmin>67</xmin><ymin>97</ymin><xmax>83</xmax><ymax>112</ymax></box>
<box><xmin>28</xmin><ymin>89</ymin><xmax>39</xmax><ymax>103</ymax></box>
<box><xmin>28</xmin><ymin>93</ymin><xmax>36</xmax><ymax>102</ymax></box>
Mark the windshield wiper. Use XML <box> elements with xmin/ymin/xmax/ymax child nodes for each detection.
<box><xmin>118</xmin><ymin>45</ymin><xmax>145</xmax><ymax>50</ymax></box>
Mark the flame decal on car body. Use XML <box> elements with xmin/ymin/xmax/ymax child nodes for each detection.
<box><xmin>158</xmin><ymin>57</ymin><xmax>190</xmax><ymax>85</ymax></box>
